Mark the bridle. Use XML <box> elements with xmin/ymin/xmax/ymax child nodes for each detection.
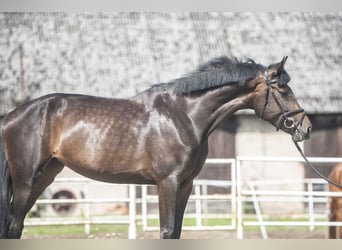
<box><xmin>261</xmin><ymin>67</ymin><xmax>306</xmax><ymax>132</ymax></box>
<box><xmin>261</xmin><ymin>67</ymin><xmax>342</xmax><ymax>189</ymax></box>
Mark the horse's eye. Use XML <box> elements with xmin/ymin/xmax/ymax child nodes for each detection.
<box><xmin>278</xmin><ymin>87</ymin><xmax>289</xmax><ymax>95</ymax></box>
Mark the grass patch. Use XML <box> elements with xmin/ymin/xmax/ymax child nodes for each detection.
<box><xmin>22</xmin><ymin>216</ymin><xmax>328</xmax><ymax>238</ymax></box>
<box><xmin>144</xmin><ymin>217</ymin><xmax>232</xmax><ymax>227</ymax></box>
<box><xmin>23</xmin><ymin>224</ymin><xmax>87</xmax><ymax>237</ymax></box>
<box><xmin>22</xmin><ymin>224</ymin><xmax>132</xmax><ymax>238</ymax></box>
<box><xmin>242</xmin><ymin>217</ymin><xmax>327</xmax><ymax>232</ymax></box>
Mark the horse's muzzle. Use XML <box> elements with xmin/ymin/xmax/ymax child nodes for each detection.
<box><xmin>292</xmin><ymin>124</ymin><xmax>312</xmax><ymax>142</ymax></box>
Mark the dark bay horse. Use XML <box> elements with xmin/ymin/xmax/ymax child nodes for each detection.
<box><xmin>0</xmin><ymin>56</ymin><xmax>311</xmax><ymax>239</ymax></box>
<box><xmin>329</xmin><ymin>163</ymin><xmax>342</xmax><ymax>239</ymax></box>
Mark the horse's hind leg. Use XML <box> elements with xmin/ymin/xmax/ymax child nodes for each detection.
<box><xmin>337</xmin><ymin>200</ymin><xmax>342</xmax><ymax>239</ymax></box>
<box><xmin>8</xmin><ymin>159</ymin><xmax>63</xmax><ymax>238</ymax></box>
<box><xmin>25</xmin><ymin>159</ymin><xmax>64</xmax><ymax>215</ymax></box>
<box><xmin>329</xmin><ymin>212</ymin><xmax>337</xmax><ymax>239</ymax></box>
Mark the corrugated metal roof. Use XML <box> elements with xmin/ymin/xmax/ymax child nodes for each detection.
<box><xmin>0</xmin><ymin>12</ymin><xmax>341</xmax><ymax>115</ymax></box>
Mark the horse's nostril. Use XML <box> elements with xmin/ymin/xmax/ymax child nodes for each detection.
<box><xmin>307</xmin><ymin>126</ymin><xmax>312</xmax><ymax>134</ymax></box>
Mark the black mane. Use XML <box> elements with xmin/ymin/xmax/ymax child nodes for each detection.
<box><xmin>153</xmin><ymin>56</ymin><xmax>265</xmax><ymax>95</ymax></box>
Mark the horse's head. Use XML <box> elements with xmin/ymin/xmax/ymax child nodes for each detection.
<box><xmin>249</xmin><ymin>56</ymin><xmax>312</xmax><ymax>142</ymax></box>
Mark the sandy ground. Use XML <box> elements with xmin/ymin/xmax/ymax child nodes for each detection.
<box><xmin>23</xmin><ymin>230</ymin><xmax>327</xmax><ymax>239</ymax></box>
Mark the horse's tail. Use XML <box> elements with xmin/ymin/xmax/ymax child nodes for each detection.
<box><xmin>0</xmin><ymin>133</ymin><xmax>12</xmax><ymax>238</ymax></box>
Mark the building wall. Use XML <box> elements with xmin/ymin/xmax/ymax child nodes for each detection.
<box><xmin>304</xmin><ymin>114</ymin><xmax>342</xmax><ymax>178</ymax></box>
<box><xmin>236</xmin><ymin>115</ymin><xmax>305</xmax><ymax>214</ymax></box>
<box><xmin>1</xmin><ymin>13</ymin><xmax>341</xmax><ymax>216</ymax></box>
<box><xmin>1</xmin><ymin>13</ymin><xmax>341</xmax><ymax>116</ymax></box>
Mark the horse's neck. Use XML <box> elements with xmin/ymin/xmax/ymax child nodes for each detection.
<box><xmin>187</xmin><ymin>85</ymin><xmax>252</xmax><ymax>136</ymax></box>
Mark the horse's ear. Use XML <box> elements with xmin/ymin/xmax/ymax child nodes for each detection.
<box><xmin>275</xmin><ymin>56</ymin><xmax>288</xmax><ymax>75</ymax></box>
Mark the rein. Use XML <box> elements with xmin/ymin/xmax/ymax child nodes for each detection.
<box><xmin>262</xmin><ymin>67</ymin><xmax>342</xmax><ymax>190</ymax></box>
<box><xmin>294</xmin><ymin>142</ymin><xmax>342</xmax><ymax>190</ymax></box>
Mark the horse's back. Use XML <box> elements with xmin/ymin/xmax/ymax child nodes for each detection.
<box><xmin>1</xmin><ymin>92</ymin><xmax>201</xmax><ymax>185</ymax></box>
<box><xmin>3</xmin><ymin>92</ymin><xmax>147</xmax><ymax>135</ymax></box>
<box><xmin>2</xmin><ymin>93</ymin><xmax>158</xmax><ymax>183</ymax></box>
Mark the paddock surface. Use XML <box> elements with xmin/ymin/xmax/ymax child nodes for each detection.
<box><xmin>22</xmin><ymin>230</ymin><xmax>326</xmax><ymax>239</ymax></box>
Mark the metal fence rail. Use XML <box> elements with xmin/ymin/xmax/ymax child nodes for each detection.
<box><xmin>24</xmin><ymin>158</ymin><xmax>235</xmax><ymax>238</ymax></box>
<box><xmin>23</xmin><ymin>157</ymin><xmax>342</xmax><ymax>239</ymax></box>
<box><xmin>25</xmin><ymin>183</ymin><xmax>137</xmax><ymax>239</ymax></box>
<box><xmin>236</xmin><ymin>156</ymin><xmax>342</xmax><ymax>239</ymax></box>
<box><xmin>141</xmin><ymin>158</ymin><xmax>236</xmax><ymax>231</ymax></box>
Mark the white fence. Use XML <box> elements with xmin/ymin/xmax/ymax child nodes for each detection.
<box><xmin>236</xmin><ymin>156</ymin><xmax>342</xmax><ymax>239</ymax></box>
<box><xmin>141</xmin><ymin>158</ymin><xmax>236</xmax><ymax>232</ymax></box>
<box><xmin>24</xmin><ymin>158</ymin><xmax>235</xmax><ymax>238</ymax></box>
<box><xmin>25</xmin><ymin>179</ymin><xmax>137</xmax><ymax>239</ymax></box>
<box><xmin>24</xmin><ymin>157</ymin><xmax>342</xmax><ymax>239</ymax></box>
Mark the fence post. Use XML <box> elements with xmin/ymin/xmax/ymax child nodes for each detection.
<box><xmin>307</xmin><ymin>179</ymin><xmax>315</xmax><ymax>231</ymax></box>
<box><xmin>236</xmin><ymin>158</ymin><xmax>243</xmax><ymax>239</ymax></box>
<box><xmin>128</xmin><ymin>184</ymin><xmax>137</xmax><ymax>239</ymax></box>
<box><xmin>231</xmin><ymin>159</ymin><xmax>237</xmax><ymax>230</ymax></box>
<box><xmin>141</xmin><ymin>185</ymin><xmax>148</xmax><ymax>231</ymax></box>
<box><xmin>202</xmin><ymin>183</ymin><xmax>209</xmax><ymax>226</ymax></box>
<box><xmin>249</xmin><ymin>183</ymin><xmax>268</xmax><ymax>239</ymax></box>
<box><xmin>195</xmin><ymin>183</ymin><xmax>202</xmax><ymax>227</ymax></box>
<box><xmin>84</xmin><ymin>181</ymin><xmax>91</xmax><ymax>234</ymax></box>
